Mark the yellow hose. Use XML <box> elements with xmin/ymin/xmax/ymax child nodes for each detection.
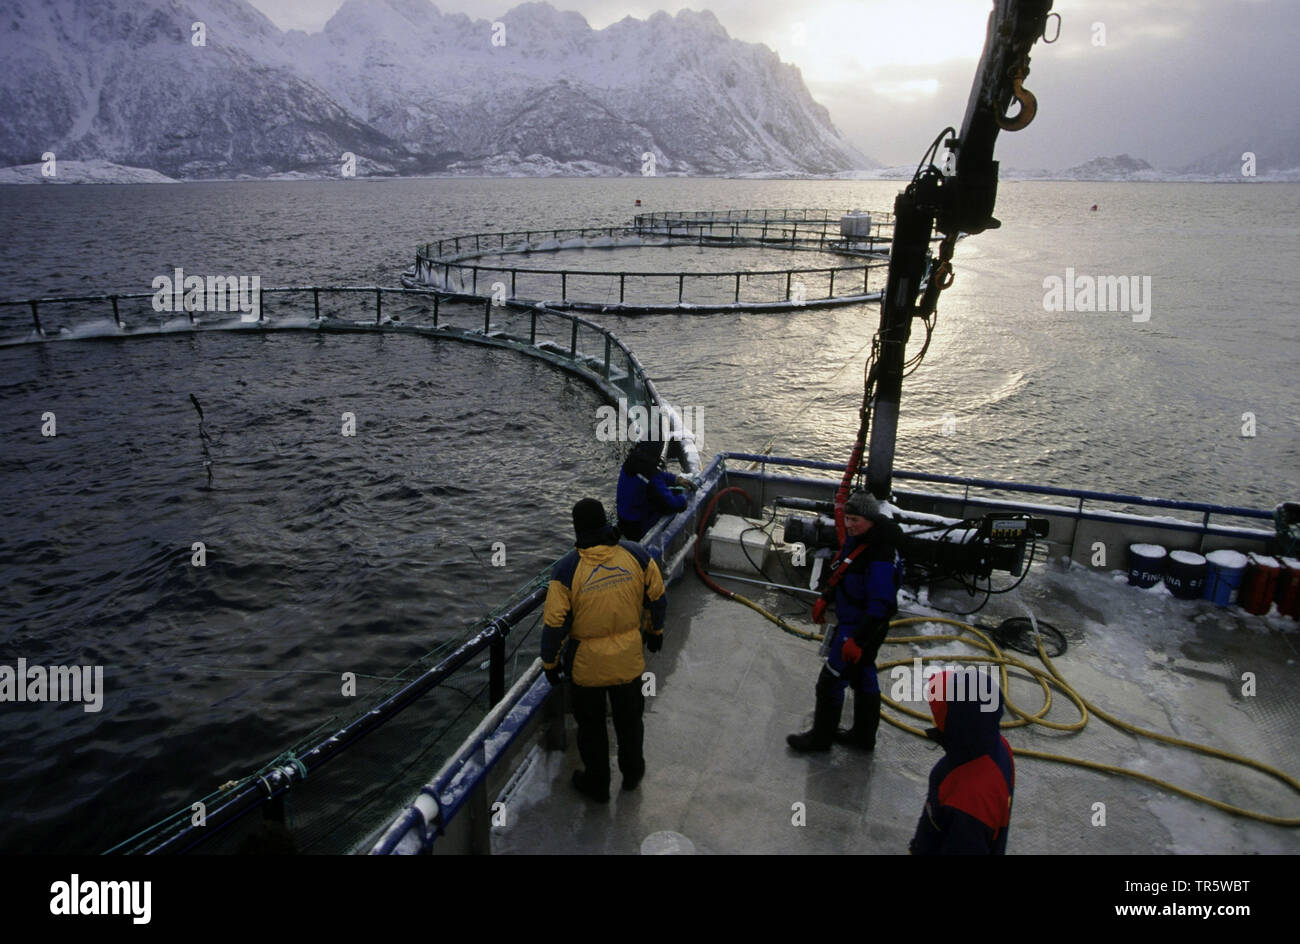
<box><xmin>730</xmin><ymin>592</ymin><xmax>822</xmax><ymax>640</ymax></box>
<box><xmin>738</xmin><ymin>601</ymin><xmax>1300</xmax><ymax>827</ymax></box>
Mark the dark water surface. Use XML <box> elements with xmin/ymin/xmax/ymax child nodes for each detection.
<box><xmin>0</xmin><ymin>177</ymin><xmax>1296</xmax><ymax>852</ymax></box>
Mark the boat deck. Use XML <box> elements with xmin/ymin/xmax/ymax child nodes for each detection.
<box><xmin>491</xmin><ymin>560</ymin><xmax>1300</xmax><ymax>854</ymax></box>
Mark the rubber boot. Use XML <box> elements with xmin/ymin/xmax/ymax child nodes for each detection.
<box><xmin>835</xmin><ymin>692</ymin><xmax>881</xmax><ymax>750</ymax></box>
<box><xmin>571</xmin><ymin>769</ymin><xmax>610</xmax><ymax>803</ymax></box>
<box><xmin>786</xmin><ymin>695</ymin><xmax>841</xmax><ymax>753</ymax></box>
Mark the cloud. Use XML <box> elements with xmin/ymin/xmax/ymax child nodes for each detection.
<box><xmin>868</xmin><ymin>79</ymin><xmax>941</xmax><ymax>104</ymax></box>
<box><xmin>248</xmin><ymin>0</ymin><xmax>1300</xmax><ymax>169</ymax></box>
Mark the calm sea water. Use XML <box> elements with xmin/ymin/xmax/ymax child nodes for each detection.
<box><xmin>1</xmin><ymin>177</ymin><xmax>1297</xmax><ymax>853</ymax></box>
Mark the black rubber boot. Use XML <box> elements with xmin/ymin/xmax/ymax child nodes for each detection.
<box><xmin>571</xmin><ymin>769</ymin><xmax>610</xmax><ymax>803</ymax></box>
<box><xmin>786</xmin><ymin>695</ymin><xmax>842</xmax><ymax>753</ymax></box>
<box><xmin>835</xmin><ymin>692</ymin><xmax>881</xmax><ymax>750</ymax></box>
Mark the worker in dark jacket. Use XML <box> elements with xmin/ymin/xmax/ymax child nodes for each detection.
<box><xmin>788</xmin><ymin>490</ymin><xmax>902</xmax><ymax>752</ymax></box>
<box><xmin>909</xmin><ymin>667</ymin><xmax>1015</xmax><ymax>854</ymax></box>
<box><xmin>542</xmin><ymin>498</ymin><xmax>667</xmax><ymax>801</ymax></box>
<box><xmin>616</xmin><ymin>438</ymin><xmax>694</xmax><ymax>541</ymax></box>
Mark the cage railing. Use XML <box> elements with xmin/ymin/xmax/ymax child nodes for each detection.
<box><xmin>633</xmin><ymin>208</ymin><xmax>897</xmax><ymax>226</ymax></box>
<box><xmin>410</xmin><ymin>259</ymin><xmax>888</xmax><ymax>308</ymax></box>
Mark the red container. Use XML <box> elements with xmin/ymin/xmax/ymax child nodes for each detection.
<box><xmin>1278</xmin><ymin>558</ymin><xmax>1300</xmax><ymax>619</ymax></box>
<box><xmin>1240</xmin><ymin>554</ymin><xmax>1281</xmax><ymax>616</ymax></box>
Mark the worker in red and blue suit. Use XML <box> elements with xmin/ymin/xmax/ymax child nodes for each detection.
<box><xmin>542</xmin><ymin>498</ymin><xmax>667</xmax><ymax>801</ymax></box>
<box><xmin>788</xmin><ymin>490</ymin><xmax>903</xmax><ymax>752</ymax></box>
<box><xmin>909</xmin><ymin>668</ymin><xmax>1015</xmax><ymax>854</ymax></box>
<box><xmin>616</xmin><ymin>438</ymin><xmax>694</xmax><ymax>541</ymax></box>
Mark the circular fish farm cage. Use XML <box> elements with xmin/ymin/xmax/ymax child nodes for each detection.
<box><xmin>403</xmin><ymin>207</ymin><xmax>901</xmax><ymax>313</ymax></box>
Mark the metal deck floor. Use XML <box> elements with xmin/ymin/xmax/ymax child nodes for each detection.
<box><xmin>491</xmin><ymin>561</ymin><xmax>1300</xmax><ymax>854</ymax></box>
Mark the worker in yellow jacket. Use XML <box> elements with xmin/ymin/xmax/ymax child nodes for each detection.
<box><xmin>542</xmin><ymin>498</ymin><xmax>667</xmax><ymax>801</ymax></box>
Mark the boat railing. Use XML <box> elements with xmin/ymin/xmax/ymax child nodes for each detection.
<box><xmin>368</xmin><ymin>455</ymin><xmax>729</xmax><ymax>854</ymax></box>
<box><xmin>106</xmin><ymin>457</ymin><xmax>722</xmax><ymax>856</ymax></box>
<box><xmin>366</xmin><ymin>453</ymin><xmax>1286</xmax><ymax>854</ymax></box>
<box><xmin>723</xmin><ymin>452</ymin><xmax>1279</xmax><ymax>560</ymax></box>
<box><xmin>89</xmin><ymin>441</ymin><xmax>1280</xmax><ymax>853</ymax></box>
<box><xmin>105</xmin><ymin>570</ymin><xmax>554</xmax><ymax>855</ymax></box>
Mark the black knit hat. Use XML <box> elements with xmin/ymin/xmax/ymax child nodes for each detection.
<box><xmin>633</xmin><ymin>437</ymin><xmax>663</xmax><ymax>460</ymax></box>
<box><xmin>844</xmin><ymin>490</ymin><xmax>884</xmax><ymax>521</ymax></box>
<box><xmin>572</xmin><ymin>498</ymin><xmax>608</xmax><ymax>537</ymax></box>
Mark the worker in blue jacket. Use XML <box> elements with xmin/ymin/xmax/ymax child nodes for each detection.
<box><xmin>909</xmin><ymin>667</ymin><xmax>1015</xmax><ymax>854</ymax></box>
<box><xmin>788</xmin><ymin>490</ymin><xmax>903</xmax><ymax>752</ymax></box>
<box><xmin>616</xmin><ymin>438</ymin><xmax>694</xmax><ymax>541</ymax></box>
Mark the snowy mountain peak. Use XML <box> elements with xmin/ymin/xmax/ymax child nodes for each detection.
<box><xmin>1062</xmin><ymin>154</ymin><xmax>1158</xmax><ymax>180</ymax></box>
<box><xmin>323</xmin><ymin>0</ymin><xmax>443</xmax><ymax>38</ymax></box>
<box><xmin>501</xmin><ymin>1</ymin><xmax>593</xmax><ymax>33</ymax></box>
<box><xmin>0</xmin><ymin>0</ymin><xmax>868</xmax><ymax>178</ymax></box>
<box><xmin>671</xmin><ymin>9</ymin><xmax>730</xmax><ymax>40</ymax></box>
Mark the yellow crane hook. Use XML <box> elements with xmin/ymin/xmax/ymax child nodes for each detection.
<box><xmin>996</xmin><ymin>66</ymin><xmax>1037</xmax><ymax>131</ymax></box>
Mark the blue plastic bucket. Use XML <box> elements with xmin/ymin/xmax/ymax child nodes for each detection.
<box><xmin>1127</xmin><ymin>544</ymin><xmax>1167</xmax><ymax>588</ymax></box>
<box><xmin>1203</xmin><ymin>549</ymin><xmax>1249</xmax><ymax>606</ymax></box>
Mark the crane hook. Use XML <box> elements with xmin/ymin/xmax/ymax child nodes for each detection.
<box><xmin>996</xmin><ymin>67</ymin><xmax>1037</xmax><ymax>131</ymax></box>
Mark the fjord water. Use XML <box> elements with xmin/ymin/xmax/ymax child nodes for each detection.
<box><xmin>0</xmin><ymin>178</ymin><xmax>1297</xmax><ymax>853</ymax></box>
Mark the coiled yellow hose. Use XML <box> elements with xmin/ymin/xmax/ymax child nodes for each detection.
<box><xmin>733</xmin><ymin>594</ymin><xmax>1300</xmax><ymax>827</ymax></box>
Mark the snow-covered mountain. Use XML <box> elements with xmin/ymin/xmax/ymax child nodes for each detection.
<box><xmin>1057</xmin><ymin>154</ymin><xmax>1159</xmax><ymax>181</ymax></box>
<box><xmin>0</xmin><ymin>0</ymin><xmax>869</xmax><ymax>178</ymax></box>
<box><xmin>1178</xmin><ymin>120</ymin><xmax>1300</xmax><ymax>180</ymax></box>
<box><xmin>0</xmin><ymin>0</ymin><xmax>418</xmax><ymax>178</ymax></box>
<box><xmin>0</xmin><ymin>159</ymin><xmax>178</xmax><ymax>184</ymax></box>
<box><xmin>1004</xmin><ymin>150</ymin><xmax>1300</xmax><ymax>182</ymax></box>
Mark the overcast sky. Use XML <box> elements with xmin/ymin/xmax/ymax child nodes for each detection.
<box><xmin>248</xmin><ymin>0</ymin><xmax>1300</xmax><ymax>169</ymax></box>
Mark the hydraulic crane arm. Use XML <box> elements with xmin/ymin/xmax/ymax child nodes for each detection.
<box><xmin>862</xmin><ymin>0</ymin><xmax>1055</xmax><ymax>502</ymax></box>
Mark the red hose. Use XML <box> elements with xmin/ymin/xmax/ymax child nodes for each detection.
<box><xmin>834</xmin><ymin>439</ymin><xmax>863</xmax><ymax>547</ymax></box>
<box><xmin>836</xmin><ymin>360</ymin><xmax>879</xmax><ymax>544</ymax></box>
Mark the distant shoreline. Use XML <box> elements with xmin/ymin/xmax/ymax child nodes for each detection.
<box><xmin>2</xmin><ymin>160</ymin><xmax>1297</xmax><ymax>186</ymax></box>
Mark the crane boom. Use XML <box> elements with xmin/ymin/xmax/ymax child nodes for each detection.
<box><xmin>863</xmin><ymin>0</ymin><xmax>1055</xmax><ymax>501</ymax></box>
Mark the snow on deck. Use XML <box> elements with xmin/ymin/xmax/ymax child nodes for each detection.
<box><xmin>491</xmin><ymin>559</ymin><xmax>1300</xmax><ymax>855</ymax></box>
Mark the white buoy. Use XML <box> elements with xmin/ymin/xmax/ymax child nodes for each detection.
<box><xmin>640</xmin><ymin>830</ymin><xmax>696</xmax><ymax>855</ymax></box>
